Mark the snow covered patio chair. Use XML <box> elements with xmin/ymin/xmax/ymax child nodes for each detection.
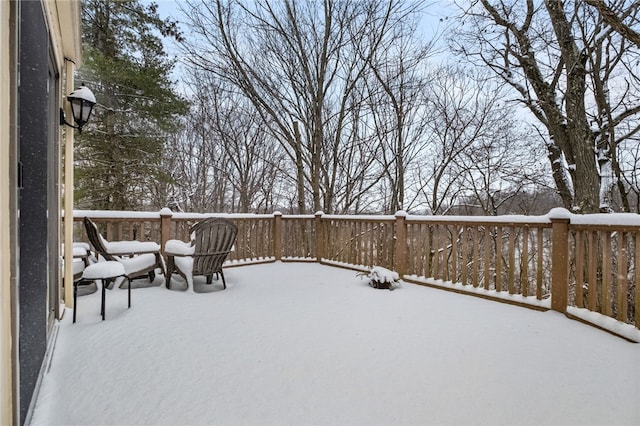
<box><xmin>165</xmin><ymin>217</ymin><xmax>237</xmax><ymax>291</ymax></box>
<box><xmin>61</xmin><ymin>242</ymin><xmax>96</xmax><ymax>309</ymax></box>
<box><xmin>61</xmin><ymin>241</ymin><xmax>92</xmax><ymax>282</ymax></box>
<box><xmin>83</xmin><ymin>216</ymin><xmax>165</xmax><ymax>285</ymax></box>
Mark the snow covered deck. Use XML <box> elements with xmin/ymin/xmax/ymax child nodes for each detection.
<box><xmin>32</xmin><ymin>262</ymin><xmax>639</xmax><ymax>425</ymax></box>
<box><xmin>70</xmin><ymin>209</ymin><xmax>640</xmax><ymax>336</ymax></box>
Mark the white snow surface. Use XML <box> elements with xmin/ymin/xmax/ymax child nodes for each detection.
<box><xmin>165</xmin><ymin>239</ymin><xmax>195</xmax><ymax>255</ymax></box>
<box><xmin>81</xmin><ymin>261</ymin><xmax>125</xmax><ymax>279</ymax></box>
<box><xmin>368</xmin><ymin>266</ymin><xmax>400</xmax><ymax>284</ymax></box>
<box><xmin>32</xmin><ymin>262</ymin><xmax>639</xmax><ymax>426</ymax></box>
<box><xmin>173</xmin><ymin>255</ymin><xmax>195</xmax><ymax>291</ymax></box>
<box><xmin>104</xmin><ymin>240</ymin><xmax>160</xmax><ymax>254</ymax></box>
<box><xmin>117</xmin><ymin>253</ymin><xmax>160</xmax><ymax>276</ymax></box>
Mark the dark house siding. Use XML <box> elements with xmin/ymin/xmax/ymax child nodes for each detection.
<box><xmin>18</xmin><ymin>1</ymin><xmax>53</xmax><ymax>424</ymax></box>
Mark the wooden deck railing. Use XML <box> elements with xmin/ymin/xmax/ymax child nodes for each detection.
<box><xmin>68</xmin><ymin>208</ymin><xmax>640</xmax><ymax>339</ymax></box>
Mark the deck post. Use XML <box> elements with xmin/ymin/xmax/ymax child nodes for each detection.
<box><xmin>550</xmin><ymin>210</ymin><xmax>570</xmax><ymax>312</ymax></box>
<box><xmin>159</xmin><ymin>208</ymin><xmax>172</xmax><ymax>256</ymax></box>
<box><xmin>315</xmin><ymin>211</ymin><xmax>324</xmax><ymax>262</ymax></box>
<box><xmin>274</xmin><ymin>211</ymin><xmax>282</xmax><ymax>261</ymax></box>
<box><xmin>395</xmin><ymin>211</ymin><xmax>408</xmax><ymax>276</ymax></box>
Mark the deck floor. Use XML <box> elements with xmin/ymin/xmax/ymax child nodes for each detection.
<box><xmin>31</xmin><ymin>262</ymin><xmax>640</xmax><ymax>425</ymax></box>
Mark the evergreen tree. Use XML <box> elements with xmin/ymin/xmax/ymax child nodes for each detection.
<box><xmin>75</xmin><ymin>0</ymin><xmax>188</xmax><ymax>210</ymax></box>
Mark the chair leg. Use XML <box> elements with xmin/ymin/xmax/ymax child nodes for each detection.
<box><xmin>148</xmin><ymin>270</ymin><xmax>156</xmax><ymax>282</ymax></box>
<box><xmin>206</xmin><ymin>274</ymin><xmax>213</xmax><ymax>284</ymax></box>
<box><xmin>166</xmin><ymin>256</ymin><xmax>173</xmax><ymax>289</ymax></box>
<box><xmin>73</xmin><ymin>282</ymin><xmax>78</xmax><ymax>323</ymax></box>
<box><xmin>128</xmin><ymin>278</ymin><xmax>132</xmax><ymax>308</ymax></box>
<box><xmin>156</xmin><ymin>253</ymin><xmax>166</xmax><ymax>276</ymax></box>
<box><xmin>101</xmin><ymin>279</ymin><xmax>107</xmax><ymax>320</ymax></box>
<box><xmin>220</xmin><ymin>270</ymin><xmax>227</xmax><ymax>289</ymax></box>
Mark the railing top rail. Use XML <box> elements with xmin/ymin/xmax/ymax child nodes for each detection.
<box><xmin>322</xmin><ymin>214</ymin><xmax>395</xmax><ymax>221</ymax></box>
<box><xmin>569</xmin><ymin>223</ymin><xmax>640</xmax><ymax>232</ymax></box>
<box><xmin>71</xmin><ymin>209</ymin><xmax>162</xmax><ymax>220</ymax></box>
<box><xmin>559</xmin><ymin>211</ymin><xmax>640</xmax><ymax>231</ymax></box>
<box><xmin>406</xmin><ymin>216</ymin><xmax>552</xmax><ymax>227</ymax></box>
<box><xmin>568</xmin><ymin>213</ymin><xmax>640</xmax><ymax>227</ymax></box>
<box><xmin>69</xmin><ymin>208</ymin><xmax>640</xmax><ymax>229</ymax></box>
<box><xmin>281</xmin><ymin>215</ymin><xmax>317</xmax><ymax>220</ymax></box>
<box><xmin>71</xmin><ymin>210</ymin><xmax>277</xmax><ymax>221</ymax></box>
<box><xmin>171</xmin><ymin>212</ymin><xmax>275</xmax><ymax>220</ymax></box>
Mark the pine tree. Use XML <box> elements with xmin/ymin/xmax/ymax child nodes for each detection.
<box><xmin>75</xmin><ymin>0</ymin><xmax>188</xmax><ymax>210</ymax></box>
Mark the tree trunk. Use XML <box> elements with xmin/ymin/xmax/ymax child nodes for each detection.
<box><xmin>293</xmin><ymin>121</ymin><xmax>306</xmax><ymax>213</ymax></box>
<box><xmin>545</xmin><ymin>0</ymin><xmax>600</xmax><ymax>213</ymax></box>
<box><xmin>546</xmin><ymin>142</ymin><xmax>573</xmax><ymax>210</ymax></box>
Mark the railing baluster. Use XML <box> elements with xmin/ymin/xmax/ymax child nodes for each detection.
<box><xmin>425</xmin><ymin>224</ymin><xmax>432</xmax><ymax>279</ymax></box>
<box><xmin>618</xmin><ymin>232</ymin><xmax>628</xmax><ymax>322</ymax></box>
<box><xmin>536</xmin><ymin>227</ymin><xmax>543</xmax><ymax>299</ymax></box>
<box><xmin>508</xmin><ymin>227</ymin><xmax>516</xmax><ymax>294</ymax></box>
<box><xmin>451</xmin><ymin>225</ymin><xmax>458</xmax><ymax>283</ymax></box>
<box><xmin>522</xmin><ymin>227</ymin><xmax>529</xmax><ymax>297</ymax></box>
<box><xmin>460</xmin><ymin>226</ymin><xmax>468</xmax><ymax>285</ymax></box>
<box><xmin>603</xmin><ymin>232</ymin><xmax>612</xmax><ymax>316</ymax></box>
<box><xmin>433</xmin><ymin>225</ymin><xmax>440</xmax><ymax>281</ymax></box>
<box><xmin>574</xmin><ymin>231</ymin><xmax>584</xmax><ymax>308</ymax></box>
<box><xmin>496</xmin><ymin>226</ymin><xmax>503</xmax><ymax>292</ymax></box>
<box><xmin>588</xmin><ymin>231</ymin><xmax>598</xmax><ymax>311</ymax></box>
<box><xmin>483</xmin><ymin>226</ymin><xmax>490</xmax><ymax>290</ymax></box>
<box><xmin>635</xmin><ymin>232</ymin><xmax>640</xmax><ymax>327</ymax></box>
<box><xmin>472</xmin><ymin>227</ymin><xmax>479</xmax><ymax>288</ymax></box>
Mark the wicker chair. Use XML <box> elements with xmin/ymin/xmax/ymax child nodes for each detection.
<box><xmin>83</xmin><ymin>217</ymin><xmax>165</xmax><ymax>284</ymax></box>
<box><xmin>165</xmin><ymin>217</ymin><xmax>237</xmax><ymax>290</ymax></box>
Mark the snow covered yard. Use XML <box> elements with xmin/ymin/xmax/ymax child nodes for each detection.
<box><xmin>31</xmin><ymin>262</ymin><xmax>639</xmax><ymax>425</ymax></box>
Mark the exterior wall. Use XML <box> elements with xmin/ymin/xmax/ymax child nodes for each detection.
<box><xmin>0</xmin><ymin>0</ymin><xmax>82</xmax><ymax>424</ymax></box>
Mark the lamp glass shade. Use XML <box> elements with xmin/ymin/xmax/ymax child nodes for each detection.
<box><xmin>67</xmin><ymin>86</ymin><xmax>96</xmax><ymax>129</ymax></box>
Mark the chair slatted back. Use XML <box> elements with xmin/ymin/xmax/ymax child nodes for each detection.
<box><xmin>83</xmin><ymin>217</ymin><xmax>118</xmax><ymax>262</ymax></box>
<box><xmin>191</xmin><ymin>218</ymin><xmax>238</xmax><ymax>276</ymax></box>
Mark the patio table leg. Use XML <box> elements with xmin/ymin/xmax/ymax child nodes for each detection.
<box><xmin>73</xmin><ymin>282</ymin><xmax>78</xmax><ymax>323</ymax></box>
<box><xmin>101</xmin><ymin>279</ymin><xmax>107</xmax><ymax>320</ymax></box>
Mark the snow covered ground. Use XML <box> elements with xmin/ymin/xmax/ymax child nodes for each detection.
<box><xmin>31</xmin><ymin>262</ymin><xmax>639</xmax><ymax>425</ymax></box>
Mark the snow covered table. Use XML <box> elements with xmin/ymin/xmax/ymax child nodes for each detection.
<box><xmin>77</xmin><ymin>261</ymin><xmax>127</xmax><ymax>323</ymax></box>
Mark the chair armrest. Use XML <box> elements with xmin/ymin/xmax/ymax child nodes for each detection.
<box><xmin>165</xmin><ymin>239</ymin><xmax>195</xmax><ymax>256</ymax></box>
<box><xmin>108</xmin><ymin>250</ymin><xmax>159</xmax><ymax>256</ymax></box>
<box><xmin>165</xmin><ymin>252</ymin><xmax>192</xmax><ymax>257</ymax></box>
<box><xmin>105</xmin><ymin>240</ymin><xmax>161</xmax><ymax>256</ymax></box>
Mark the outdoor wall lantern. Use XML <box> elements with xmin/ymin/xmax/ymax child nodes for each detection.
<box><xmin>60</xmin><ymin>85</ymin><xmax>96</xmax><ymax>133</ymax></box>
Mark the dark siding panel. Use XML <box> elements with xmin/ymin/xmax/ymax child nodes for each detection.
<box><xmin>18</xmin><ymin>1</ymin><xmax>49</xmax><ymax>424</ymax></box>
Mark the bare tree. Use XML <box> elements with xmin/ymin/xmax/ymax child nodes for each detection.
<box><xmin>161</xmin><ymin>109</ymin><xmax>228</xmax><ymax>213</ymax></box>
<box><xmin>619</xmin><ymin>138</ymin><xmax>640</xmax><ymax>213</ymax></box>
<box><xmin>321</xmin><ymin>84</ymin><xmax>385</xmax><ymax>213</ymax></box>
<box><xmin>364</xmin><ymin>14</ymin><xmax>436</xmax><ymax>213</ymax></box>
<box><xmin>451</xmin><ymin>0</ymin><xmax>640</xmax><ymax>213</ymax></box>
<box><xmin>411</xmin><ymin>66</ymin><xmax>481</xmax><ymax>215</ymax></box>
<box><xmin>408</xmin><ymin>67</ymin><xmax>547</xmax><ymax>215</ymax></box>
<box><xmin>205</xmin><ymin>81</ymin><xmax>289</xmax><ymax>212</ymax></box>
<box><xmin>455</xmin><ymin>122</ymin><xmax>550</xmax><ymax>215</ymax></box>
<box><xmin>180</xmin><ymin>0</ymin><xmax>428</xmax><ymax>213</ymax></box>
<box><xmin>161</xmin><ymin>72</ymin><xmax>289</xmax><ymax>213</ymax></box>
<box><xmin>584</xmin><ymin>0</ymin><xmax>640</xmax><ymax>46</ymax></box>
